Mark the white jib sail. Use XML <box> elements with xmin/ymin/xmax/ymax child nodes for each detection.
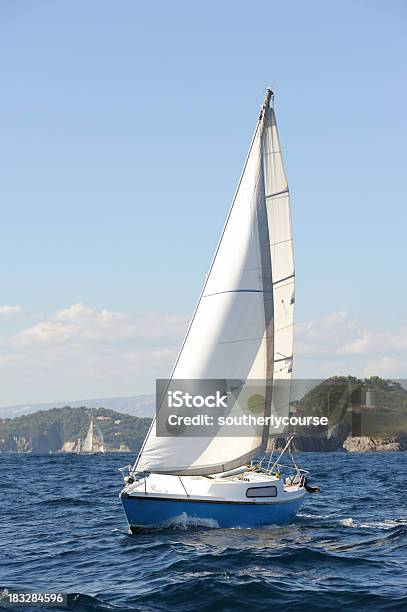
<box><xmin>82</xmin><ymin>414</ymin><xmax>105</xmax><ymax>452</ymax></box>
<box><xmin>82</xmin><ymin>415</ymin><xmax>94</xmax><ymax>453</ymax></box>
<box><xmin>264</xmin><ymin>103</ymin><xmax>294</xmax><ymax>443</ymax></box>
<box><xmin>136</xmin><ymin>91</ymin><xmax>294</xmax><ymax>475</ymax></box>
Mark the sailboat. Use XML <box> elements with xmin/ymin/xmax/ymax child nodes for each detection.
<box><xmin>120</xmin><ymin>89</ymin><xmax>314</xmax><ymax>531</ymax></box>
<box><xmin>81</xmin><ymin>413</ymin><xmax>105</xmax><ymax>453</ymax></box>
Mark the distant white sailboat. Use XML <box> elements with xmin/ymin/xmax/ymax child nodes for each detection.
<box><xmin>81</xmin><ymin>413</ymin><xmax>105</xmax><ymax>453</ymax></box>
<box><xmin>120</xmin><ymin>89</ymin><xmax>318</xmax><ymax>531</ymax></box>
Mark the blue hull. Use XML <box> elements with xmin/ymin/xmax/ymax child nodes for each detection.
<box><xmin>121</xmin><ymin>494</ymin><xmax>304</xmax><ymax>530</ymax></box>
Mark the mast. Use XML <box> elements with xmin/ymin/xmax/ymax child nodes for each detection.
<box><xmin>89</xmin><ymin>415</ymin><xmax>94</xmax><ymax>453</ymax></box>
<box><xmin>259</xmin><ymin>87</ymin><xmax>273</xmax><ymax>120</ymax></box>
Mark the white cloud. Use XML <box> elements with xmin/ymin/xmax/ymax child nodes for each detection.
<box><xmin>1</xmin><ymin>303</ymin><xmax>188</xmax><ymax>405</ymax></box>
<box><xmin>0</xmin><ymin>304</ymin><xmax>406</xmax><ymax>406</ymax></box>
<box><xmin>295</xmin><ymin>310</ymin><xmax>357</xmax><ymax>356</ymax></box>
<box><xmin>389</xmin><ymin>328</ymin><xmax>407</xmax><ymax>351</ymax></box>
<box><xmin>340</xmin><ymin>331</ymin><xmax>373</xmax><ymax>355</ymax></box>
<box><xmin>363</xmin><ymin>356</ymin><xmax>400</xmax><ymax>378</ymax></box>
<box><xmin>340</xmin><ymin>327</ymin><xmax>407</xmax><ymax>355</ymax></box>
<box><xmin>13</xmin><ymin>303</ymin><xmax>186</xmax><ymax>346</ymax></box>
<box><xmin>295</xmin><ymin>310</ymin><xmax>407</xmax><ymax>378</ymax></box>
<box><xmin>0</xmin><ymin>305</ymin><xmax>23</xmax><ymax>316</ymax></box>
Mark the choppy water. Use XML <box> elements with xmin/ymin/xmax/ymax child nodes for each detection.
<box><xmin>1</xmin><ymin>452</ymin><xmax>406</xmax><ymax>611</ymax></box>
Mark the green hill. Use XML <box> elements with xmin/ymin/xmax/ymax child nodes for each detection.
<box><xmin>299</xmin><ymin>376</ymin><xmax>407</xmax><ymax>436</ymax></box>
<box><xmin>2</xmin><ymin>377</ymin><xmax>406</xmax><ymax>453</ymax></box>
<box><xmin>0</xmin><ymin>406</ymin><xmax>152</xmax><ymax>453</ymax></box>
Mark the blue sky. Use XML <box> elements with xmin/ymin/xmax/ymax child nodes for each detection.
<box><xmin>0</xmin><ymin>1</ymin><xmax>406</xmax><ymax>406</ymax></box>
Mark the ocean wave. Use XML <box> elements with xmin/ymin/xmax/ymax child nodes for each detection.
<box><xmin>126</xmin><ymin>575</ymin><xmax>407</xmax><ymax>612</ymax></box>
<box><xmin>359</xmin><ymin>518</ymin><xmax>407</xmax><ymax>529</ymax></box>
<box><xmin>2</xmin><ymin>453</ymin><xmax>407</xmax><ymax>611</ymax></box>
<box><xmin>32</xmin><ymin>497</ymin><xmax>94</xmax><ymax>508</ymax></box>
<box><xmin>67</xmin><ymin>593</ymin><xmax>117</xmax><ymax>611</ymax></box>
<box><xmin>339</xmin><ymin>517</ymin><xmax>407</xmax><ymax>530</ymax></box>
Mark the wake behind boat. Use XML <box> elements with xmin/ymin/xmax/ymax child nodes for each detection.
<box><xmin>120</xmin><ymin>89</ymin><xmax>318</xmax><ymax>531</ymax></box>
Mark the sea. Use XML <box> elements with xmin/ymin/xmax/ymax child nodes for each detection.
<box><xmin>1</xmin><ymin>452</ymin><xmax>406</xmax><ymax>611</ymax></box>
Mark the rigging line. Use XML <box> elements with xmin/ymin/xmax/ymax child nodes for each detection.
<box><xmin>133</xmin><ymin>97</ymin><xmax>269</xmax><ymax>473</ymax></box>
<box><xmin>275</xmin><ymin>322</ymin><xmax>294</xmax><ymax>332</ymax></box>
<box><xmin>178</xmin><ymin>476</ymin><xmax>189</xmax><ymax>498</ymax></box>
<box><xmin>273</xmin><ymin>273</ymin><xmax>295</xmax><ymax>285</ymax></box>
<box><xmin>288</xmin><ymin>443</ymin><xmax>299</xmax><ymax>473</ymax></box>
<box><xmin>269</xmin><ymin>238</ymin><xmax>293</xmax><ymax>247</ymax></box>
<box><xmin>265</xmin><ymin>189</ymin><xmax>289</xmax><ymax>198</ymax></box>
<box><xmin>266</xmin><ymin>438</ymin><xmax>276</xmax><ymax>470</ymax></box>
<box><xmin>263</xmin><ymin>150</ymin><xmax>283</xmax><ymax>156</ymax></box>
<box><xmin>269</xmin><ymin>404</ymin><xmax>292</xmax><ymax>416</ymax></box>
<box><xmin>203</xmin><ymin>289</ymin><xmax>273</xmax><ymax>298</ymax></box>
<box><xmin>269</xmin><ymin>435</ymin><xmax>295</xmax><ymax>474</ymax></box>
<box><xmin>274</xmin><ymin>355</ymin><xmax>293</xmax><ymax>363</ymax></box>
<box><xmin>198</xmin><ymin>334</ymin><xmax>272</xmax><ymax>347</ymax></box>
<box><xmin>275</xmin><ymin>351</ymin><xmax>290</xmax><ymax>359</ymax></box>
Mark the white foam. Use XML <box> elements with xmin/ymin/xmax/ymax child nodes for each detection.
<box><xmin>359</xmin><ymin>518</ymin><xmax>407</xmax><ymax>529</ymax></box>
<box><xmin>298</xmin><ymin>513</ymin><xmax>334</xmax><ymax>519</ymax></box>
<box><xmin>163</xmin><ymin>512</ymin><xmax>220</xmax><ymax>529</ymax></box>
<box><xmin>338</xmin><ymin>517</ymin><xmax>407</xmax><ymax>529</ymax></box>
<box><xmin>339</xmin><ymin>517</ymin><xmax>357</xmax><ymax>527</ymax></box>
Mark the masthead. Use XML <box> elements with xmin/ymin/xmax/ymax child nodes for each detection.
<box><xmin>259</xmin><ymin>87</ymin><xmax>274</xmax><ymax>120</ymax></box>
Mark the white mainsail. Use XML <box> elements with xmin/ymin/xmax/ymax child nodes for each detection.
<box><xmin>82</xmin><ymin>415</ymin><xmax>94</xmax><ymax>453</ymax></box>
<box><xmin>136</xmin><ymin>90</ymin><xmax>294</xmax><ymax>475</ymax></box>
<box><xmin>82</xmin><ymin>414</ymin><xmax>105</xmax><ymax>453</ymax></box>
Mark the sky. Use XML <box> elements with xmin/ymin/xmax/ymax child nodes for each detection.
<box><xmin>0</xmin><ymin>0</ymin><xmax>406</xmax><ymax>407</ymax></box>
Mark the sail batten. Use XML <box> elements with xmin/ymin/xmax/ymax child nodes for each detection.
<box><xmin>135</xmin><ymin>92</ymin><xmax>294</xmax><ymax>474</ymax></box>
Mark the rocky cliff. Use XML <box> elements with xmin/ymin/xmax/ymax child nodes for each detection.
<box><xmin>342</xmin><ymin>435</ymin><xmax>407</xmax><ymax>452</ymax></box>
<box><xmin>293</xmin><ymin>375</ymin><xmax>407</xmax><ymax>452</ymax></box>
<box><xmin>292</xmin><ymin>429</ymin><xmax>407</xmax><ymax>453</ymax></box>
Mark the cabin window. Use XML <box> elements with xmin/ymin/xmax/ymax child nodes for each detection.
<box><xmin>246</xmin><ymin>486</ymin><xmax>277</xmax><ymax>498</ymax></box>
